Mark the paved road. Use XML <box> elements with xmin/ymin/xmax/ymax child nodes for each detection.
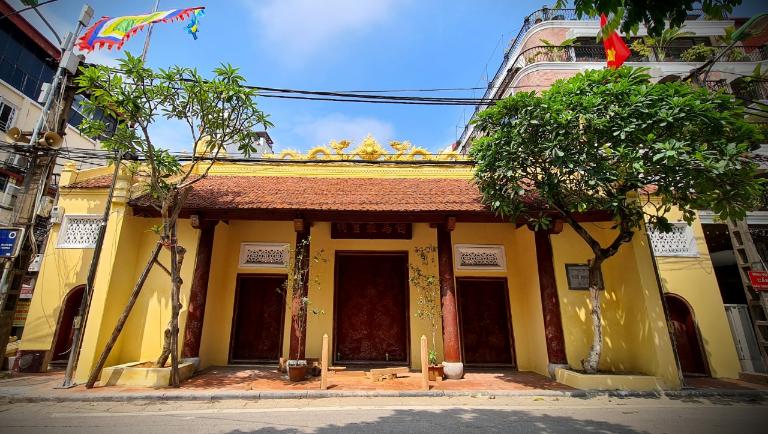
<box><xmin>0</xmin><ymin>395</ymin><xmax>765</xmax><ymax>433</ymax></box>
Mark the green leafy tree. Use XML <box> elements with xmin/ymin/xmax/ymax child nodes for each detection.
<box><xmin>471</xmin><ymin>67</ymin><xmax>762</xmax><ymax>373</ymax></box>
<box><xmin>555</xmin><ymin>0</ymin><xmax>742</xmax><ymax>37</ymax></box>
<box><xmin>76</xmin><ymin>53</ymin><xmax>271</xmax><ymax>387</ymax></box>
<box><xmin>628</xmin><ymin>26</ymin><xmax>694</xmax><ymax>60</ymax></box>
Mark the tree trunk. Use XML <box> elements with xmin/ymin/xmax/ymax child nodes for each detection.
<box><xmin>85</xmin><ymin>242</ymin><xmax>162</xmax><ymax>388</ymax></box>
<box><xmin>155</xmin><ymin>223</ymin><xmax>187</xmax><ymax>388</ymax></box>
<box><xmin>582</xmin><ymin>258</ymin><xmax>604</xmax><ymax>374</ymax></box>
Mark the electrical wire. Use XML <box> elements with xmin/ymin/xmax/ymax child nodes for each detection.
<box><xmin>0</xmin><ymin>0</ymin><xmax>60</xmax><ymax>21</ymax></box>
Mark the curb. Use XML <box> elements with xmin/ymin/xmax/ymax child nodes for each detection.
<box><xmin>1</xmin><ymin>388</ymin><xmax>766</xmax><ymax>403</ymax></box>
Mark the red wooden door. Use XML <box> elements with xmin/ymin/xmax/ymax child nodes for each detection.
<box><xmin>665</xmin><ymin>294</ymin><xmax>709</xmax><ymax>376</ymax></box>
<box><xmin>229</xmin><ymin>275</ymin><xmax>286</xmax><ymax>363</ymax></box>
<box><xmin>457</xmin><ymin>278</ymin><xmax>515</xmax><ymax>366</ymax></box>
<box><xmin>50</xmin><ymin>286</ymin><xmax>85</xmax><ymax>363</ymax></box>
<box><xmin>334</xmin><ymin>252</ymin><xmax>409</xmax><ymax>364</ymax></box>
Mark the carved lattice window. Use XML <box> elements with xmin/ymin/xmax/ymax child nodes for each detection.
<box><xmin>57</xmin><ymin>215</ymin><xmax>101</xmax><ymax>248</ymax></box>
<box><xmin>648</xmin><ymin>223</ymin><xmax>699</xmax><ymax>257</ymax></box>
<box><xmin>454</xmin><ymin>244</ymin><xmax>506</xmax><ymax>271</ymax></box>
<box><xmin>239</xmin><ymin>242</ymin><xmax>289</xmax><ymax>268</ymax></box>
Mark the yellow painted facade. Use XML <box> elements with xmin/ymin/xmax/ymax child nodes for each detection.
<box><xmin>650</xmin><ymin>207</ymin><xmax>742</xmax><ymax>379</ymax></box>
<box><xmin>18</xmin><ymin>156</ymin><xmax>741</xmax><ymax>390</ymax></box>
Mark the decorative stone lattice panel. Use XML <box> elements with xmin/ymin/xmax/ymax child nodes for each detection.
<box><xmin>239</xmin><ymin>242</ymin><xmax>289</xmax><ymax>268</ymax></box>
<box><xmin>454</xmin><ymin>244</ymin><xmax>506</xmax><ymax>271</ymax></box>
<box><xmin>648</xmin><ymin>223</ymin><xmax>699</xmax><ymax>257</ymax></box>
<box><xmin>57</xmin><ymin>215</ymin><xmax>101</xmax><ymax>248</ymax></box>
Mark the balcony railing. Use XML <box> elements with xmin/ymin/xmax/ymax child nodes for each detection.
<box><xmin>459</xmin><ymin>7</ymin><xmax>709</xmax><ymax>148</ymax></box>
<box><xmin>705</xmin><ymin>79</ymin><xmax>768</xmax><ymax>102</ymax></box>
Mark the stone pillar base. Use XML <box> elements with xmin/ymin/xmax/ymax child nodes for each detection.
<box><xmin>442</xmin><ymin>361</ymin><xmax>464</xmax><ymax>379</ymax></box>
<box><xmin>548</xmin><ymin>363</ymin><xmax>569</xmax><ymax>379</ymax></box>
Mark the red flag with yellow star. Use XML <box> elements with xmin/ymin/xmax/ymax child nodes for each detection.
<box><xmin>600</xmin><ymin>13</ymin><xmax>631</xmax><ymax>69</ymax></box>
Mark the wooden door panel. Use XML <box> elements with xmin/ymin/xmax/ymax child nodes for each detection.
<box><xmin>230</xmin><ymin>275</ymin><xmax>286</xmax><ymax>363</ymax></box>
<box><xmin>334</xmin><ymin>253</ymin><xmax>409</xmax><ymax>363</ymax></box>
<box><xmin>666</xmin><ymin>295</ymin><xmax>708</xmax><ymax>376</ymax></box>
<box><xmin>458</xmin><ymin>278</ymin><xmax>515</xmax><ymax>366</ymax></box>
<box><xmin>51</xmin><ymin>286</ymin><xmax>85</xmax><ymax>362</ymax></box>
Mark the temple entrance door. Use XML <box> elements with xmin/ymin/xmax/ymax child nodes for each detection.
<box><xmin>229</xmin><ymin>274</ymin><xmax>286</xmax><ymax>363</ymax></box>
<box><xmin>50</xmin><ymin>285</ymin><xmax>85</xmax><ymax>364</ymax></box>
<box><xmin>457</xmin><ymin>278</ymin><xmax>516</xmax><ymax>367</ymax></box>
<box><xmin>334</xmin><ymin>252</ymin><xmax>409</xmax><ymax>365</ymax></box>
<box><xmin>665</xmin><ymin>294</ymin><xmax>709</xmax><ymax>376</ymax></box>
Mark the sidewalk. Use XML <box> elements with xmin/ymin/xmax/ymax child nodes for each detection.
<box><xmin>1</xmin><ymin>368</ymin><xmax>767</xmax><ymax>403</ymax></box>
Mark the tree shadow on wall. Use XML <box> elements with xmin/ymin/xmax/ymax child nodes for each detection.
<box><xmin>222</xmin><ymin>407</ymin><xmax>646</xmax><ymax>433</ymax></box>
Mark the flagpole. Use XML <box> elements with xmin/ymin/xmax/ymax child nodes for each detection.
<box><xmin>140</xmin><ymin>0</ymin><xmax>160</xmax><ymax>61</ymax></box>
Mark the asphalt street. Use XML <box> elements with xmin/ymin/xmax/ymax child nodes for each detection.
<box><xmin>0</xmin><ymin>395</ymin><xmax>765</xmax><ymax>433</ymax></box>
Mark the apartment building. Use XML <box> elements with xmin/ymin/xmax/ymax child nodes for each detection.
<box><xmin>455</xmin><ymin>7</ymin><xmax>768</xmax><ymax>377</ymax></box>
<box><xmin>457</xmin><ymin>7</ymin><xmax>767</xmax><ymax>153</ymax></box>
<box><xmin>0</xmin><ymin>0</ymin><xmax>116</xmax><ymax>226</ymax></box>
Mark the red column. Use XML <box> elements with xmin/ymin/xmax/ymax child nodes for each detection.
<box><xmin>182</xmin><ymin>220</ymin><xmax>217</xmax><ymax>358</ymax></box>
<box><xmin>289</xmin><ymin>221</ymin><xmax>310</xmax><ymax>360</ymax></box>
<box><xmin>534</xmin><ymin>230</ymin><xmax>568</xmax><ymax>369</ymax></box>
<box><xmin>437</xmin><ymin>221</ymin><xmax>463</xmax><ymax>378</ymax></box>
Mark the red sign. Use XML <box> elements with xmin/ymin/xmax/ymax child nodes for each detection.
<box><xmin>748</xmin><ymin>270</ymin><xmax>768</xmax><ymax>291</ymax></box>
<box><xmin>19</xmin><ymin>284</ymin><xmax>33</xmax><ymax>299</ymax></box>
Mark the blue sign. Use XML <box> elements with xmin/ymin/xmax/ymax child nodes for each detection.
<box><xmin>0</xmin><ymin>227</ymin><xmax>24</xmax><ymax>258</ymax></box>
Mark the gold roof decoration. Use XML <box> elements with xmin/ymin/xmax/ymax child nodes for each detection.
<box><xmin>264</xmin><ymin>135</ymin><xmax>467</xmax><ymax>162</ymax></box>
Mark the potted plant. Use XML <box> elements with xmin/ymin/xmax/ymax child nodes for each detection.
<box><xmin>411</xmin><ymin>246</ymin><xmax>444</xmax><ymax>381</ymax></box>
<box><xmin>283</xmin><ymin>237</ymin><xmax>326</xmax><ymax>382</ymax></box>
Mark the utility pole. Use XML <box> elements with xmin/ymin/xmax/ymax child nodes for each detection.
<box><xmin>141</xmin><ymin>0</ymin><xmax>161</xmax><ymax>61</ymax></box>
<box><xmin>0</xmin><ymin>4</ymin><xmax>93</xmax><ymax>371</ymax></box>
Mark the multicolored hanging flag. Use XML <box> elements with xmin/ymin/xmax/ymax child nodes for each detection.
<box><xmin>600</xmin><ymin>13</ymin><xmax>631</xmax><ymax>69</ymax></box>
<box><xmin>185</xmin><ymin>8</ymin><xmax>205</xmax><ymax>40</ymax></box>
<box><xmin>76</xmin><ymin>7</ymin><xmax>205</xmax><ymax>52</ymax></box>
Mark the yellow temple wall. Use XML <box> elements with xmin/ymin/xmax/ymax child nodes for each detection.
<box><xmin>20</xmin><ymin>190</ymin><xmax>108</xmax><ymax>354</ymax></box>
<box><xmin>550</xmin><ymin>223</ymin><xmax>680</xmax><ymax>388</ymax></box>
<box><xmin>115</xmin><ymin>218</ymin><xmax>201</xmax><ymax>366</ymax></box>
<box><xmin>198</xmin><ymin>220</ymin><xmax>296</xmax><ymax>369</ymax></box>
<box><xmin>451</xmin><ymin>223</ymin><xmax>549</xmax><ymax>376</ymax></box>
<box><xmin>305</xmin><ymin>222</ymin><xmax>441</xmax><ymax>370</ymax></box>
<box><xmin>653</xmin><ymin>212</ymin><xmax>741</xmax><ymax>379</ymax></box>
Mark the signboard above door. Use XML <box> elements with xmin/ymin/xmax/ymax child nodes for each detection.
<box><xmin>331</xmin><ymin>222</ymin><xmax>412</xmax><ymax>240</ymax></box>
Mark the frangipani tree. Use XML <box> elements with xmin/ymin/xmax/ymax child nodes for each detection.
<box><xmin>76</xmin><ymin>53</ymin><xmax>272</xmax><ymax>387</ymax></box>
<box><xmin>471</xmin><ymin>67</ymin><xmax>763</xmax><ymax>373</ymax></box>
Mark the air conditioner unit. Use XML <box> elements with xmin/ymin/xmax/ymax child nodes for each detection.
<box><xmin>50</xmin><ymin>205</ymin><xmax>64</xmax><ymax>224</ymax></box>
<box><xmin>36</xmin><ymin>196</ymin><xmax>54</xmax><ymax>218</ymax></box>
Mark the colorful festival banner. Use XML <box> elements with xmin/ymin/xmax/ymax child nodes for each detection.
<box><xmin>76</xmin><ymin>7</ymin><xmax>205</xmax><ymax>52</ymax></box>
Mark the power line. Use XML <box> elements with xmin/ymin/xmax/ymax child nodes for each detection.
<box><xmin>0</xmin><ymin>0</ymin><xmax>60</xmax><ymax>21</ymax></box>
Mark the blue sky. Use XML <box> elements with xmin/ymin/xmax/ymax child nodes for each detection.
<box><xmin>9</xmin><ymin>0</ymin><xmax>767</xmax><ymax>154</ymax></box>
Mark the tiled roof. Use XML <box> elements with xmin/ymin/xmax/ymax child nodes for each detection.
<box><xmin>66</xmin><ymin>174</ymin><xmax>114</xmax><ymax>188</ymax></box>
<box><xmin>130</xmin><ymin>175</ymin><xmax>489</xmax><ymax>213</ymax></box>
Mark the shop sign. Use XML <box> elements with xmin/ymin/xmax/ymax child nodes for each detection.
<box><xmin>748</xmin><ymin>270</ymin><xmax>768</xmax><ymax>291</ymax></box>
<box><xmin>19</xmin><ymin>284</ymin><xmax>34</xmax><ymax>299</ymax></box>
<box><xmin>0</xmin><ymin>227</ymin><xmax>24</xmax><ymax>258</ymax></box>
<box><xmin>12</xmin><ymin>300</ymin><xmax>30</xmax><ymax>327</ymax></box>
<box><xmin>331</xmin><ymin>222</ymin><xmax>412</xmax><ymax>240</ymax></box>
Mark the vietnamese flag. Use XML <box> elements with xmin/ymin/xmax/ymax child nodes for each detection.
<box><xmin>600</xmin><ymin>13</ymin><xmax>631</xmax><ymax>69</ymax></box>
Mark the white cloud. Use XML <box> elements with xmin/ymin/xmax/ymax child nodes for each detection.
<box><xmin>244</xmin><ymin>0</ymin><xmax>406</xmax><ymax>64</ymax></box>
<box><xmin>283</xmin><ymin>113</ymin><xmax>396</xmax><ymax>150</ymax></box>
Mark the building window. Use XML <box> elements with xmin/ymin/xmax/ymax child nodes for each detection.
<box><xmin>648</xmin><ymin>223</ymin><xmax>699</xmax><ymax>257</ymax></box>
<box><xmin>454</xmin><ymin>244</ymin><xmax>507</xmax><ymax>271</ymax></box>
<box><xmin>0</xmin><ymin>98</ymin><xmax>17</xmax><ymax>132</ymax></box>
<box><xmin>57</xmin><ymin>215</ymin><xmax>101</xmax><ymax>249</ymax></box>
<box><xmin>239</xmin><ymin>242</ymin><xmax>289</xmax><ymax>268</ymax></box>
